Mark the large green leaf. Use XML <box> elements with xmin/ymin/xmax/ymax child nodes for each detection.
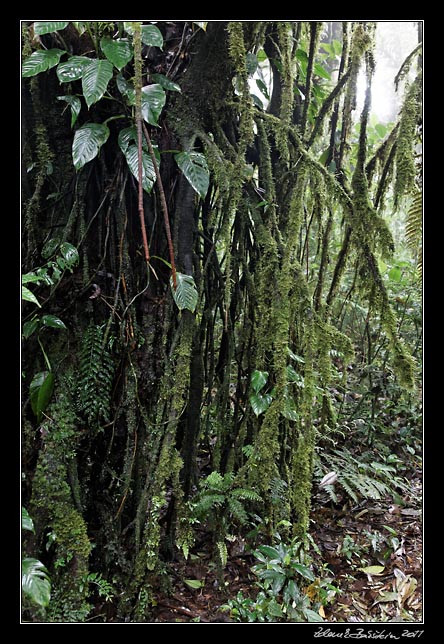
<box><xmin>22</xmin><ymin>286</ymin><xmax>41</xmax><ymax>307</ymax></box>
<box><xmin>22</xmin><ymin>507</ymin><xmax>34</xmax><ymax>533</ymax></box>
<box><xmin>30</xmin><ymin>371</ymin><xmax>55</xmax><ymax>422</ymax></box>
<box><xmin>116</xmin><ymin>73</ymin><xmax>135</xmax><ymax>101</ymax></box>
<box><xmin>41</xmin><ymin>315</ymin><xmax>67</xmax><ymax>330</ymax></box>
<box><xmin>22</xmin><ymin>558</ymin><xmax>51</xmax><ymax>608</ymax></box>
<box><xmin>151</xmin><ymin>73</ymin><xmax>181</xmax><ymax>93</ymax></box>
<box><xmin>59</xmin><ymin>242</ymin><xmax>79</xmax><ymax>269</ymax></box>
<box><xmin>81</xmin><ymin>59</ymin><xmax>114</xmax><ymax>108</ymax></box>
<box><xmin>22</xmin><ymin>49</ymin><xmax>65</xmax><ymax>77</ymax></box>
<box><xmin>56</xmin><ymin>56</ymin><xmax>91</xmax><ymax>83</ymax></box>
<box><xmin>100</xmin><ymin>37</ymin><xmax>133</xmax><ymax>70</ymax></box>
<box><xmin>141</xmin><ymin>25</ymin><xmax>164</xmax><ymax>49</ymax></box>
<box><xmin>292</xmin><ymin>562</ymin><xmax>315</xmax><ymax>581</ymax></box>
<box><xmin>123</xmin><ymin>144</ymin><xmax>158</xmax><ymax>193</ymax></box>
<box><xmin>249</xmin><ymin>392</ymin><xmax>272</xmax><ymax>416</ymax></box>
<box><xmin>250</xmin><ymin>369</ymin><xmax>268</xmax><ymax>394</ymax></box>
<box><xmin>141</xmin><ymin>84</ymin><xmax>166</xmax><ymax>126</ymax></box>
<box><xmin>34</xmin><ymin>21</ymin><xmax>69</xmax><ymax>35</ymax></box>
<box><xmin>256</xmin><ymin>545</ymin><xmax>281</xmax><ymax>561</ymax></box>
<box><xmin>57</xmin><ymin>95</ymin><xmax>81</xmax><ymax>128</ymax></box>
<box><xmin>72</xmin><ymin>123</ymin><xmax>110</xmax><ymax>170</ymax></box>
<box><xmin>171</xmin><ymin>272</ymin><xmax>198</xmax><ymax>313</ymax></box>
<box><xmin>23</xmin><ymin>318</ymin><xmax>40</xmax><ymax>339</ymax></box>
<box><xmin>175</xmin><ymin>151</ymin><xmax>209</xmax><ymax>199</ymax></box>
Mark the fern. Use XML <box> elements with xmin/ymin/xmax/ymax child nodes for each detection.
<box><xmin>319</xmin><ymin>447</ymin><xmax>408</xmax><ymax>504</ymax></box>
<box><xmin>77</xmin><ymin>324</ymin><xmax>114</xmax><ymax>426</ymax></box>
<box><xmin>405</xmin><ymin>191</ymin><xmax>422</xmax><ymax>278</ymax></box>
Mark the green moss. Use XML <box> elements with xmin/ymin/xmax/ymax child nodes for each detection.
<box><xmin>394</xmin><ymin>77</ymin><xmax>421</xmax><ymax>205</ymax></box>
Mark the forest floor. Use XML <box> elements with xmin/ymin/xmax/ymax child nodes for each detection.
<box><xmin>145</xmin><ymin>469</ymin><xmax>422</xmax><ymax>624</ymax></box>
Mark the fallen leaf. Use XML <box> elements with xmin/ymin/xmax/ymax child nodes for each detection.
<box><xmin>372</xmin><ymin>591</ymin><xmax>399</xmax><ymax>606</ymax></box>
<box><xmin>184</xmin><ymin>579</ymin><xmax>204</xmax><ymax>590</ymax></box>
<box><xmin>358</xmin><ymin>565</ymin><xmax>385</xmax><ymax>575</ymax></box>
<box><xmin>400</xmin><ymin>508</ymin><xmax>421</xmax><ymax>517</ymax></box>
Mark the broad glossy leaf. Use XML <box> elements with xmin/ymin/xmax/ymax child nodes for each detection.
<box><xmin>171</xmin><ymin>272</ymin><xmax>198</xmax><ymax>313</ymax></box>
<box><xmin>250</xmin><ymin>392</ymin><xmax>272</xmax><ymax>416</ymax></box>
<box><xmin>293</xmin><ymin>563</ymin><xmax>315</xmax><ymax>581</ymax></box>
<box><xmin>22</xmin><ymin>273</ymin><xmax>42</xmax><ymax>285</ymax></box>
<box><xmin>23</xmin><ymin>318</ymin><xmax>40</xmax><ymax>339</ymax></box>
<box><xmin>72</xmin><ymin>123</ymin><xmax>110</xmax><ymax>170</ymax></box>
<box><xmin>57</xmin><ymin>95</ymin><xmax>81</xmax><ymax>128</ymax></box>
<box><xmin>175</xmin><ymin>151</ymin><xmax>209</xmax><ymax>199</ymax></box>
<box><xmin>34</xmin><ymin>21</ymin><xmax>69</xmax><ymax>35</ymax></box>
<box><xmin>151</xmin><ymin>73</ymin><xmax>181</xmax><ymax>93</ymax></box>
<box><xmin>123</xmin><ymin>144</ymin><xmax>158</xmax><ymax>193</ymax></box>
<box><xmin>250</xmin><ymin>369</ymin><xmax>268</xmax><ymax>393</ymax></box>
<box><xmin>56</xmin><ymin>56</ymin><xmax>91</xmax><ymax>83</ymax></box>
<box><xmin>116</xmin><ymin>73</ymin><xmax>135</xmax><ymax>102</ymax></box>
<box><xmin>118</xmin><ymin>126</ymin><xmax>137</xmax><ymax>155</ymax></box>
<box><xmin>100</xmin><ymin>37</ymin><xmax>133</xmax><ymax>70</ymax></box>
<box><xmin>141</xmin><ymin>84</ymin><xmax>166</xmax><ymax>126</ymax></box>
<box><xmin>22</xmin><ymin>49</ymin><xmax>65</xmax><ymax>77</ymax></box>
<box><xmin>22</xmin><ymin>507</ymin><xmax>34</xmax><ymax>532</ymax></box>
<box><xmin>41</xmin><ymin>315</ymin><xmax>67</xmax><ymax>330</ymax></box>
<box><xmin>141</xmin><ymin>25</ymin><xmax>164</xmax><ymax>49</ymax></box>
<box><xmin>82</xmin><ymin>59</ymin><xmax>113</xmax><ymax>108</ymax></box>
<box><xmin>22</xmin><ymin>286</ymin><xmax>41</xmax><ymax>307</ymax></box>
<box><xmin>193</xmin><ymin>22</ymin><xmax>208</xmax><ymax>31</ymax></box>
<box><xmin>256</xmin><ymin>545</ymin><xmax>280</xmax><ymax>560</ymax></box>
<box><xmin>22</xmin><ymin>558</ymin><xmax>51</xmax><ymax>607</ymax></box>
<box><xmin>59</xmin><ymin>242</ymin><xmax>79</xmax><ymax>269</ymax></box>
<box><xmin>30</xmin><ymin>371</ymin><xmax>55</xmax><ymax>422</ymax></box>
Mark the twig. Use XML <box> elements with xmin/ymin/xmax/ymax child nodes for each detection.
<box><xmin>133</xmin><ymin>22</ymin><xmax>151</xmax><ymax>264</ymax></box>
<box><xmin>142</xmin><ymin>122</ymin><xmax>177</xmax><ymax>289</ymax></box>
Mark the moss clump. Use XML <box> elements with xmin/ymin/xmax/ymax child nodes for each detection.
<box><xmin>394</xmin><ymin>77</ymin><xmax>421</xmax><ymax>206</ymax></box>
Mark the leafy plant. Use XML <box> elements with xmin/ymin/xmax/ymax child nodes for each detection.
<box><xmin>80</xmin><ymin>572</ymin><xmax>114</xmax><ymax>603</ymax></box>
<box><xmin>21</xmin><ymin>21</ymin><xmax>210</xmax><ymax>300</ymax></box>
<box><xmin>222</xmin><ymin>535</ymin><xmax>336</xmax><ymax>622</ymax></box>
<box><xmin>22</xmin><ymin>507</ymin><xmax>51</xmax><ymax>608</ymax></box>
<box><xmin>317</xmin><ymin>446</ymin><xmax>409</xmax><ymax>504</ymax></box>
<box><xmin>77</xmin><ymin>324</ymin><xmax>114</xmax><ymax>426</ymax></box>
<box><xmin>192</xmin><ymin>471</ymin><xmax>262</xmax><ymax>567</ymax></box>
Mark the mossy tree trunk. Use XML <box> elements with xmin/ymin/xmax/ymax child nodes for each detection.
<box><xmin>21</xmin><ymin>20</ymin><xmax>421</xmax><ymax>622</ymax></box>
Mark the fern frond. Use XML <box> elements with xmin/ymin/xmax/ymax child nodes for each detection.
<box><xmin>230</xmin><ymin>487</ymin><xmax>263</xmax><ymax>503</ymax></box>
<box><xmin>193</xmin><ymin>493</ymin><xmax>225</xmax><ymax>517</ymax></box>
<box><xmin>405</xmin><ymin>191</ymin><xmax>422</xmax><ymax>278</ymax></box>
<box><xmin>77</xmin><ymin>324</ymin><xmax>114</xmax><ymax>426</ymax></box>
<box><xmin>228</xmin><ymin>498</ymin><xmax>249</xmax><ymax>525</ymax></box>
<box><xmin>216</xmin><ymin>540</ymin><xmax>228</xmax><ymax>568</ymax></box>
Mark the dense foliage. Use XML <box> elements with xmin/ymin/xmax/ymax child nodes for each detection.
<box><xmin>21</xmin><ymin>21</ymin><xmax>422</xmax><ymax>622</ymax></box>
